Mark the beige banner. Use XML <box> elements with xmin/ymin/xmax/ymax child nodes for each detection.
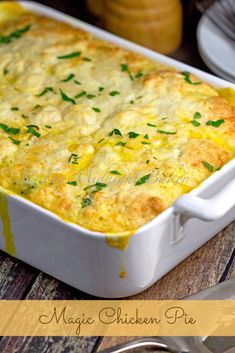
<box><xmin>0</xmin><ymin>300</ymin><xmax>234</xmax><ymax>336</ymax></box>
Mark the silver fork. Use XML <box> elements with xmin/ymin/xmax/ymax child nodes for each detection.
<box><xmin>98</xmin><ymin>336</ymin><xmax>213</xmax><ymax>353</ymax></box>
<box><xmin>98</xmin><ymin>279</ymin><xmax>235</xmax><ymax>353</ymax></box>
<box><xmin>196</xmin><ymin>0</ymin><xmax>235</xmax><ymax>41</ymax></box>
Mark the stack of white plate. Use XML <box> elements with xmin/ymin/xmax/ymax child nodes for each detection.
<box><xmin>197</xmin><ymin>4</ymin><xmax>235</xmax><ymax>83</ymax></box>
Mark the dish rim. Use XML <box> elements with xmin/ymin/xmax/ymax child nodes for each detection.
<box><xmin>0</xmin><ymin>0</ymin><xmax>234</xmax><ymax>240</ymax></box>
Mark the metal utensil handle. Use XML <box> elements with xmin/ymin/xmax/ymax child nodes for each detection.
<box><xmin>98</xmin><ymin>338</ymin><xmax>179</xmax><ymax>353</ymax></box>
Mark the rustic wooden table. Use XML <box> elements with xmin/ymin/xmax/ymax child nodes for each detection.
<box><xmin>0</xmin><ymin>1</ymin><xmax>234</xmax><ymax>352</ymax></box>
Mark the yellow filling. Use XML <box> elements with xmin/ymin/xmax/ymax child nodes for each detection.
<box><xmin>0</xmin><ymin>192</ymin><xmax>16</xmax><ymax>256</ymax></box>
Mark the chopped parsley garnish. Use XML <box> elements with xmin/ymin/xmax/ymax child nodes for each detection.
<box><xmin>116</xmin><ymin>141</ymin><xmax>126</xmax><ymax>147</ymax></box>
<box><xmin>99</xmin><ymin>87</ymin><xmax>104</xmax><ymax>92</ymax></box>
<box><xmin>26</xmin><ymin>124</ymin><xmax>39</xmax><ymax>132</ymax></box>
<box><xmin>8</xmin><ymin>136</ymin><xmax>21</xmax><ymax>145</ymax></box>
<box><xmin>146</xmin><ymin>160</ymin><xmax>150</xmax><ymax>164</ymax></box>
<box><xmin>11</xmin><ymin>107</ymin><xmax>19</xmax><ymax>111</ymax></box>
<box><xmin>81</xmin><ymin>182</ymin><xmax>107</xmax><ymax>207</ymax></box>
<box><xmin>129</xmin><ymin>100</ymin><xmax>135</xmax><ymax>104</ymax></box>
<box><xmin>144</xmin><ymin>134</ymin><xmax>149</xmax><ymax>139</ymax></box>
<box><xmin>75</xmin><ymin>91</ymin><xmax>86</xmax><ymax>99</ymax></box>
<box><xmin>36</xmin><ymin>87</ymin><xmax>54</xmax><ymax>97</ymax></box>
<box><xmin>22</xmin><ymin>114</ymin><xmax>29</xmax><ymax>119</ymax></box>
<box><xmin>60</xmin><ymin>89</ymin><xmax>76</xmax><ymax>105</ymax></box>
<box><xmin>0</xmin><ymin>24</ymin><xmax>31</xmax><ymax>45</ymax></box>
<box><xmin>83</xmin><ymin>57</ymin><xmax>92</xmax><ymax>62</ymax></box>
<box><xmin>68</xmin><ymin>153</ymin><xmax>80</xmax><ymax>164</ymax></box>
<box><xmin>92</xmin><ymin>107</ymin><xmax>101</xmax><ymax>113</ymax></box>
<box><xmin>67</xmin><ymin>181</ymin><xmax>77</xmax><ymax>186</ymax></box>
<box><xmin>109</xmin><ymin>91</ymin><xmax>120</xmax><ymax>97</ymax></box>
<box><xmin>206</xmin><ymin>119</ymin><xmax>225</xmax><ymax>127</ymax></box>
<box><xmin>110</xmin><ymin>170</ymin><xmax>121</xmax><ymax>175</ymax></box>
<box><xmin>81</xmin><ymin>197</ymin><xmax>92</xmax><ymax>208</ymax></box>
<box><xmin>121</xmin><ymin>63</ymin><xmax>133</xmax><ymax>81</ymax></box>
<box><xmin>121</xmin><ymin>63</ymin><xmax>128</xmax><ymax>71</ymax></box>
<box><xmin>57</xmin><ymin>51</ymin><xmax>81</xmax><ymax>59</ymax></box>
<box><xmin>135</xmin><ymin>71</ymin><xmax>143</xmax><ymax>79</ymax></box>
<box><xmin>191</xmin><ymin>120</ymin><xmax>201</xmax><ymax>127</ymax></box>
<box><xmin>109</xmin><ymin>128</ymin><xmax>122</xmax><ymax>137</ymax></box>
<box><xmin>45</xmin><ymin>125</ymin><xmax>52</xmax><ymax>129</ymax></box>
<box><xmin>0</xmin><ymin>123</ymin><xmax>20</xmax><ymax>135</ymax></box>
<box><xmin>26</xmin><ymin>125</ymin><xmax>41</xmax><ymax>138</ymax></box>
<box><xmin>32</xmin><ymin>104</ymin><xmax>42</xmax><ymax>110</ymax></box>
<box><xmin>74</xmin><ymin>80</ymin><xmax>81</xmax><ymax>85</ymax></box>
<box><xmin>128</xmin><ymin>131</ymin><xmax>139</xmax><ymax>138</ymax></box>
<box><xmin>3</xmin><ymin>67</ymin><xmax>9</xmax><ymax>75</ymax></box>
<box><xmin>157</xmin><ymin>130</ymin><xmax>176</xmax><ymax>135</ymax></box>
<box><xmin>147</xmin><ymin>123</ymin><xmax>156</xmax><ymax>127</ymax></box>
<box><xmin>87</xmin><ymin>94</ymin><xmax>96</xmax><ymax>99</ymax></box>
<box><xmin>202</xmin><ymin>161</ymin><xmax>214</xmax><ymax>172</ymax></box>
<box><xmin>98</xmin><ymin>138</ymin><xmax>104</xmax><ymax>143</ymax></box>
<box><xmin>181</xmin><ymin>71</ymin><xmax>202</xmax><ymax>85</ymax></box>
<box><xmin>142</xmin><ymin>141</ymin><xmax>150</xmax><ymax>145</ymax></box>
<box><xmin>84</xmin><ymin>182</ymin><xmax>107</xmax><ymax>193</ymax></box>
<box><xmin>61</xmin><ymin>73</ymin><xmax>75</xmax><ymax>82</ymax></box>
<box><xmin>135</xmin><ymin>174</ymin><xmax>151</xmax><ymax>186</ymax></box>
<box><xmin>194</xmin><ymin>112</ymin><xmax>201</xmax><ymax>119</ymax></box>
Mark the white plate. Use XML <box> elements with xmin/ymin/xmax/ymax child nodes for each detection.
<box><xmin>198</xmin><ymin>41</ymin><xmax>235</xmax><ymax>83</ymax></box>
<box><xmin>197</xmin><ymin>10</ymin><xmax>235</xmax><ymax>81</ymax></box>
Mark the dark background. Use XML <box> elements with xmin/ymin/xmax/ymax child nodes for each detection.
<box><xmin>35</xmin><ymin>0</ymin><xmax>93</xmax><ymax>22</ymax></box>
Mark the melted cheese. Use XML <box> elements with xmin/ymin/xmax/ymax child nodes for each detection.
<box><xmin>0</xmin><ymin>192</ymin><xmax>16</xmax><ymax>256</ymax></box>
<box><xmin>0</xmin><ymin>5</ymin><xmax>235</xmax><ymax>244</ymax></box>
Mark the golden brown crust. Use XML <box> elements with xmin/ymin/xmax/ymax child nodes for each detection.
<box><xmin>180</xmin><ymin>139</ymin><xmax>230</xmax><ymax>168</ymax></box>
<box><xmin>81</xmin><ymin>192</ymin><xmax>164</xmax><ymax>233</ymax></box>
<box><xmin>123</xmin><ymin>194</ymin><xmax>164</xmax><ymax>227</ymax></box>
<box><xmin>207</xmin><ymin>96</ymin><xmax>235</xmax><ymax>133</ymax></box>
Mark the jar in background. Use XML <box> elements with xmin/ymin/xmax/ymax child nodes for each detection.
<box><xmin>100</xmin><ymin>0</ymin><xmax>183</xmax><ymax>55</ymax></box>
<box><xmin>87</xmin><ymin>0</ymin><xmax>104</xmax><ymax>17</ymax></box>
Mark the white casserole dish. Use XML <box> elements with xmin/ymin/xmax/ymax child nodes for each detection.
<box><xmin>0</xmin><ymin>1</ymin><xmax>234</xmax><ymax>298</ymax></box>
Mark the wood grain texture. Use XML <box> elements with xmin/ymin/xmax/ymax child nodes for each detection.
<box><xmin>0</xmin><ymin>251</ymin><xmax>37</xmax><ymax>299</ymax></box>
<box><xmin>0</xmin><ymin>271</ymin><xmax>100</xmax><ymax>353</ymax></box>
<box><xmin>224</xmin><ymin>249</ymin><xmax>235</xmax><ymax>280</ymax></box>
<box><xmin>230</xmin><ymin>264</ymin><xmax>235</xmax><ymax>279</ymax></box>
<box><xmin>0</xmin><ymin>336</ymin><xmax>100</xmax><ymax>353</ymax></box>
<box><xmin>26</xmin><ymin>272</ymin><xmax>95</xmax><ymax>300</ymax></box>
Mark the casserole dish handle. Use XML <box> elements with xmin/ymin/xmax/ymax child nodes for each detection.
<box><xmin>173</xmin><ymin>177</ymin><xmax>235</xmax><ymax>221</ymax></box>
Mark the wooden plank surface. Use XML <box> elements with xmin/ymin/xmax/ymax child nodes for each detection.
<box><xmin>0</xmin><ymin>271</ymin><xmax>100</xmax><ymax>353</ymax></box>
<box><xmin>0</xmin><ymin>335</ymin><xmax>100</xmax><ymax>353</ymax></box>
<box><xmin>0</xmin><ymin>253</ymin><xmax>37</xmax><ymax>300</ymax></box>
